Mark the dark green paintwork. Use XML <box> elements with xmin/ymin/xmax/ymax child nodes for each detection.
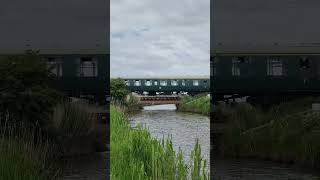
<box><xmin>211</xmin><ymin>55</ymin><xmax>320</xmax><ymax>94</ymax></box>
<box><xmin>125</xmin><ymin>78</ymin><xmax>209</xmax><ymax>93</ymax></box>
<box><xmin>47</xmin><ymin>54</ymin><xmax>109</xmax><ymax>98</ymax></box>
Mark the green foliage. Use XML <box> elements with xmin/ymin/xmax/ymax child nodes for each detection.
<box><xmin>0</xmin><ymin>116</ymin><xmax>57</xmax><ymax>180</ymax></box>
<box><xmin>110</xmin><ymin>106</ymin><xmax>208</xmax><ymax>179</ymax></box>
<box><xmin>218</xmin><ymin>97</ymin><xmax>320</xmax><ymax>168</ymax></box>
<box><xmin>50</xmin><ymin>101</ymin><xmax>94</xmax><ymax>139</ymax></box>
<box><xmin>179</xmin><ymin>94</ymin><xmax>210</xmax><ymax>115</ymax></box>
<box><xmin>110</xmin><ymin>78</ymin><xmax>130</xmax><ymax>101</ymax></box>
<box><xmin>0</xmin><ymin>50</ymin><xmax>62</xmax><ymax>127</ymax></box>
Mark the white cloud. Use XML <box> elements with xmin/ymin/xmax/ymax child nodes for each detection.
<box><xmin>111</xmin><ymin>0</ymin><xmax>210</xmax><ymax>77</ymax></box>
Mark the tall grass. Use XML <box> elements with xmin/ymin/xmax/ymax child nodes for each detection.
<box><xmin>110</xmin><ymin>105</ymin><xmax>208</xmax><ymax>179</ymax></box>
<box><xmin>217</xmin><ymin>97</ymin><xmax>320</xmax><ymax>168</ymax></box>
<box><xmin>51</xmin><ymin>101</ymin><xmax>94</xmax><ymax>138</ymax></box>
<box><xmin>0</xmin><ymin>114</ymin><xmax>57</xmax><ymax>179</ymax></box>
<box><xmin>179</xmin><ymin>94</ymin><xmax>210</xmax><ymax>115</ymax></box>
<box><xmin>111</xmin><ymin>93</ymin><xmax>142</xmax><ymax>113</ymax></box>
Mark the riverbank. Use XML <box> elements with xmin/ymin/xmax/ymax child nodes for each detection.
<box><xmin>0</xmin><ymin>101</ymin><xmax>108</xmax><ymax>179</ymax></box>
<box><xmin>178</xmin><ymin>94</ymin><xmax>210</xmax><ymax>115</ymax></box>
<box><xmin>215</xmin><ymin>97</ymin><xmax>320</xmax><ymax>169</ymax></box>
<box><xmin>110</xmin><ymin>105</ymin><xmax>209</xmax><ymax>179</ymax></box>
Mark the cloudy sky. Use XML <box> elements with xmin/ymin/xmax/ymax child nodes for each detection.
<box><xmin>110</xmin><ymin>0</ymin><xmax>210</xmax><ymax>78</ymax></box>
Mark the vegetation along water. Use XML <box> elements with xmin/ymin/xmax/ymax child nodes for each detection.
<box><xmin>178</xmin><ymin>93</ymin><xmax>210</xmax><ymax>115</ymax></box>
<box><xmin>110</xmin><ymin>105</ymin><xmax>209</xmax><ymax>179</ymax></box>
<box><xmin>214</xmin><ymin>97</ymin><xmax>320</xmax><ymax>169</ymax></box>
<box><xmin>0</xmin><ymin>51</ymin><xmax>108</xmax><ymax>179</ymax></box>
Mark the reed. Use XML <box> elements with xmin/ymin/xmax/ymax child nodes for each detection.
<box><xmin>110</xmin><ymin>105</ymin><xmax>208</xmax><ymax>179</ymax></box>
<box><xmin>0</xmin><ymin>115</ymin><xmax>57</xmax><ymax>180</ymax></box>
<box><xmin>179</xmin><ymin>94</ymin><xmax>210</xmax><ymax>115</ymax></box>
<box><xmin>218</xmin><ymin>97</ymin><xmax>320</xmax><ymax>168</ymax></box>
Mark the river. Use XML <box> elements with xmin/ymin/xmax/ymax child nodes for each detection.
<box><xmin>129</xmin><ymin>104</ymin><xmax>210</xmax><ymax>170</ymax></box>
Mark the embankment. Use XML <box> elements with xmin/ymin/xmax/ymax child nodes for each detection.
<box><xmin>178</xmin><ymin>94</ymin><xmax>210</xmax><ymax>116</ymax></box>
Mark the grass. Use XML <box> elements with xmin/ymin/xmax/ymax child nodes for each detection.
<box><xmin>178</xmin><ymin>94</ymin><xmax>210</xmax><ymax>115</ymax></box>
<box><xmin>110</xmin><ymin>105</ymin><xmax>209</xmax><ymax>179</ymax></box>
<box><xmin>216</xmin><ymin>97</ymin><xmax>320</xmax><ymax>168</ymax></box>
<box><xmin>51</xmin><ymin>101</ymin><xmax>94</xmax><ymax>138</ymax></box>
<box><xmin>0</xmin><ymin>100</ymin><xmax>102</xmax><ymax>179</ymax></box>
<box><xmin>0</xmin><ymin>116</ymin><xmax>57</xmax><ymax>180</ymax></box>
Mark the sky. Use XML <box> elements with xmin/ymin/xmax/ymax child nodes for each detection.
<box><xmin>110</xmin><ymin>0</ymin><xmax>210</xmax><ymax>78</ymax></box>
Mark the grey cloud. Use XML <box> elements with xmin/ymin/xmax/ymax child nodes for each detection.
<box><xmin>111</xmin><ymin>0</ymin><xmax>209</xmax><ymax>77</ymax></box>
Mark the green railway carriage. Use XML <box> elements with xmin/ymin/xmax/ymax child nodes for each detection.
<box><xmin>123</xmin><ymin>77</ymin><xmax>209</xmax><ymax>95</ymax></box>
<box><xmin>41</xmin><ymin>51</ymin><xmax>109</xmax><ymax>104</ymax></box>
<box><xmin>212</xmin><ymin>53</ymin><xmax>320</xmax><ymax>95</ymax></box>
<box><xmin>0</xmin><ymin>0</ymin><xmax>109</xmax><ymax>104</ymax></box>
<box><xmin>211</xmin><ymin>0</ymin><xmax>320</xmax><ymax>104</ymax></box>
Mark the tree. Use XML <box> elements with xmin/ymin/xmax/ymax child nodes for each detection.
<box><xmin>110</xmin><ymin>78</ymin><xmax>130</xmax><ymax>101</ymax></box>
<box><xmin>0</xmin><ymin>50</ymin><xmax>63</xmax><ymax>127</ymax></box>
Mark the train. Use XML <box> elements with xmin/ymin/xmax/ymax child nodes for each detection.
<box><xmin>0</xmin><ymin>0</ymin><xmax>109</xmax><ymax>105</ymax></box>
<box><xmin>211</xmin><ymin>0</ymin><xmax>320</xmax><ymax>104</ymax></box>
<box><xmin>123</xmin><ymin>77</ymin><xmax>210</xmax><ymax>95</ymax></box>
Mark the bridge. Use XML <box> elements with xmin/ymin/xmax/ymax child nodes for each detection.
<box><xmin>137</xmin><ymin>95</ymin><xmax>181</xmax><ymax>106</ymax></box>
<box><xmin>122</xmin><ymin>76</ymin><xmax>210</xmax><ymax>95</ymax></box>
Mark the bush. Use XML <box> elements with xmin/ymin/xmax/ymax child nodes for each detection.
<box><xmin>110</xmin><ymin>78</ymin><xmax>130</xmax><ymax>101</ymax></box>
<box><xmin>0</xmin><ymin>50</ymin><xmax>62</xmax><ymax>128</ymax></box>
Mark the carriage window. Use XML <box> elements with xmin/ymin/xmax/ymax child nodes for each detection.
<box><xmin>182</xmin><ymin>80</ymin><xmax>186</xmax><ymax>86</ymax></box>
<box><xmin>79</xmin><ymin>57</ymin><xmax>98</xmax><ymax>77</ymax></box>
<box><xmin>300</xmin><ymin>57</ymin><xmax>310</xmax><ymax>69</ymax></box>
<box><xmin>267</xmin><ymin>58</ymin><xmax>284</xmax><ymax>76</ymax></box>
<box><xmin>154</xmin><ymin>80</ymin><xmax>158</xmax><ymax>85</ymax></box>
<box><xmin>45</xmin><ymin>57</ymin><xmax>63</xmax><ymax>77</ymax></box>
<box><xmin>125</xmin><ymin>80</ymin><xmax>130</xmax><ymax>86</ymax></box>
<box><xmin>232</xmin><ymin>57</ymin><xmax>241</xmax><ymax>76</ymax></box>
<box><xmin>171</xmin><ymin>80</ymin><xmax>178</xmax><ymax>86</ymax></box>
<box><xmin>145</xmin><ymin>80</ymin><xmax>152</xmax><ymax>86</ymax></box>
<box><xmin>160</xmin><ymin>80</ymin><xmax>167</xmax><ymax>86</ymax></box>
<box><xmin>193</xmin><ymin>80</ymin><xmax>199</xmax><ymax>86</ymax></box>
<box><xmin>134</xmin><ymin>80</ymin><xmax>141</xmax><ymax>86</ymax></box>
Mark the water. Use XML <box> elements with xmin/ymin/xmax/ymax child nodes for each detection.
<box><xmin>212</xmin><ymin>158</ymin><xmax>320</xmax><ymax>180</ymax></box>
<box><xmin>129</xmin><ymin>104</ymin><xmax>210</xmax><ymax>168</ymax></box>
<box><xmin>59</xmin><ymin>152</ymin><xmax>109</xmax><ymax>180</ymax></box>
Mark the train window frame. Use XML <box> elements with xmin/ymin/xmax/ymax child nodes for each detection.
<box><xmin>232</xmin><ymin>57</ymin><xmax>241</xmax><ymax>76</ymax></box>
<box><xmin>160</xmin><ymin>80</ymin><xmax>167</xmax><ymax>86</ymax></box>
<box><xmin>134</xmin><ymin>80</ymin><xmax>141</xmax><ymax>86</ymax></box>
<box><xmin>78</xmin><ymin>57</ymin><xmax>98</xmax><ymax>77</ymax></box>
<box><xmin>182</xmin><ymin>80</ymin><xmax>186</xmax><ymax>86</ymax></box>
<box><xmin>267</xmin><ymin>57</ymin><xmax>284</xmax><ymax>76</ymax></box>
<box><xmin>299</xmin><ymin>57</ymin><xmax>310</xmax><ymax>70</ymax></box>
<box><xmin>232</xmin><ymin>56</ymin><xmax>252</xmax><ymax>77</ymax></box>
<box><xmin>145</xmin><ymin>80</ymin><xmax>152</xmax><ymax>86</ymax></box>
<box><xmin>44</xmin><ymin>57</ymin><xmax>63</xmax><ymax>77</ymax></box>
<box><xmin>193</xmin><ymin>80</ymin><xmax>199</xmax><ymax>86</ymax></box>
<box><xmin>171</xmin><ymin>80</ymin><xmax>178</xmax><ymax>86</ymax></box>
<box><xmin>154</xmin><ymin>80</ymin><xmax>158</xmax><ymax>86</ymax></box>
